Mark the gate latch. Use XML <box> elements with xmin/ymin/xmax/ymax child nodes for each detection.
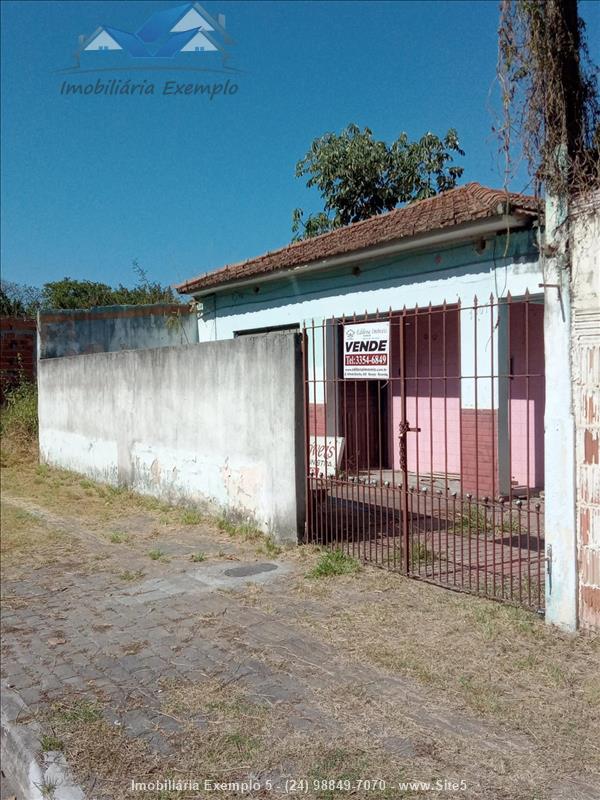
<box><xmin>545</xmin><ymin>544</ymin><xmax>552</xmax><ymax>593</ymax></box>
<box><xmin>398</xmin><ymin>421</ymin><xmax>421</xmax><ymax>472</ymax></box>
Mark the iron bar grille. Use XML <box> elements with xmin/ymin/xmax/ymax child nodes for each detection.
<box><xmin>302</xmin><ymin>294</ymin><xmax>545</xmax><ymax>611</ymax></box>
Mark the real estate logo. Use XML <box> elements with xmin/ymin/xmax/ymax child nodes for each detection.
<box><xmin>58</xmin><ymin>2</ymin><xmax>240</xmax><ymax>99</ymax></box>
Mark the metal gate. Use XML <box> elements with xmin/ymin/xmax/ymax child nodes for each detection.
<box><xmin>303</xmin><ymin>295</ymin><xmax>545</xmax><ymax>611</ymax></box>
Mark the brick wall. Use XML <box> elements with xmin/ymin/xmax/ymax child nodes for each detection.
<box><xmin>571</xmin><ymin>192</ymin><xmax>600</xmax><ymax>632</ymax></box>
<box><xmin>308</xmin><ymin>403</ymin><xmax>326</xmax><ymax>436</ymax></box>
<box><xmin>0</xmin><ymin>317</ymin><xmax>37</xmax><ymax>401</ymax></box>
<box><xmin>461</xmin><ymin>409</ymin><xmax>498</xmax><ymax>498</ymax></box>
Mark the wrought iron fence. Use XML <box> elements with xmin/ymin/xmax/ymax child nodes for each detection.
<box><xmin>303</xmin><ymin>294</ymin><xmax>545</xmax><ymax>611</ymax></box>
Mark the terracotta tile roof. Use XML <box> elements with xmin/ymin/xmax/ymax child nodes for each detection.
<box><xmin>176</xmin><ymin>182</ymin><xmax>539</xmax><ymax>294</ymax></box>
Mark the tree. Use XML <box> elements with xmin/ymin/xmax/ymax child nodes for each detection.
<box><xmin>40</xmin><ymin>262</ymin><xmax>176</xmax><ymax>310</ymax></box>
<box><xmin>292</xmin><ymin>124</ymin><xmax>465</xmax><ymax>240</ymax></box>
<box><xmin>40</xmin><ymin>278</ymin><xmax>175</xmax><ymax>310</ymax></box>
<box><xmin>497</xmin><ymin>0</ymin><xmax>599</xmax><ymax>197</ymax></box>
<box><xmin>0</xmin><ymin>287</ymin><xmax>26</xmax><ymax>317</ymax></box>
<box><xmin>1</xmin><ymin>267</ymin><xmax>177</xmax><ymax>315</ymax></box>
<box><xmin>0</xmin><ymin>282</ymin><xmax>43</xmax><ymax>317</ymax></box>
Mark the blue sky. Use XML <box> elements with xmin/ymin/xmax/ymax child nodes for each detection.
<box><xmin>1</xmin><ymin>0</ymin><xmax>599</xmax><ymax>291</ymax></box>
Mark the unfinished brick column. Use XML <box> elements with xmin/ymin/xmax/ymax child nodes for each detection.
<box><xmin>571</xmin><ymin>192</ymin><xmax>600</xmax><ymax>633</ymax></box>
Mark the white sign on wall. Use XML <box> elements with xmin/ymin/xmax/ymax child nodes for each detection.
<box><xmin>309</xmin><ymin>436</ymin><xmax>345</xmax><ymax>477</ymax></box>
<box><xmin>343</xmin><ymin>321</ymin><xmax>390</xmax><ymax>379</ymax></box>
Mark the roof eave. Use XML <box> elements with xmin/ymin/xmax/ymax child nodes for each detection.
<box><xmin>176</xmin><ymin>212</ymin><xmax>536</xmax><ymax>298</ymax></box>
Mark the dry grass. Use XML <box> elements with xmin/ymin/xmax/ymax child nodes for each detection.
<box><xmin>0</xmin><ymin>503</ymin><xmax>88</xmax><ymax>579</ymax></box>
<box><xmin>44</xmin><ymin>682</ymin><xmax>412</xmax><ymax>800</ymax></box>
<box><xmin>0</xmin><ymin>444</ymin><xmax>283</xmax><ymax>574</ymax></box>
<box><xmin>1</xmin><ymin>442</ymin><xmax>181</xmax><ymax>527</ymax></box>
<box><xmin>238</xmin><ymin>564</ymin><xmax>600</xmax><ymax>787</ymax></box>
<box><xmin>45</xmin><ymin>699</ymin><xmax>164</xmax><ymax>800</ymax></box>
<box><xmin>3</xmin><ymin>441</ymin><xmax>600</xmax><ymax>799</ymax></box>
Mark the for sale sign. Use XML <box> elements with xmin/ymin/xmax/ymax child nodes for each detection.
<box><xmin>309</xmin><ymin>436</ymin><xmax>345</xmax><ymax>477</ymax></box>
<box><xmin>343</xmin><ymin>321</ymin><xmax>390</xmax><ymax>379</ymax></box>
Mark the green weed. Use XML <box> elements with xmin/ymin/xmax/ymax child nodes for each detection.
<box><xmin>308</xmin><ymin>549</ymin><xmax>360</xmax><ymax>578</ymax></box>
<box><xmin>410</xmin><ymin>541</ymin><xmax>436</xmax><ymax>566</ymax></box>
<box><xmin>217</xmin><ymin>514</ymin><xmax>263</xmax><ymax>542</ymax></box>
<box><xmin>118</xmin><ymin>569</ymin><xmax>145</xmax><ymax>582</ymax></box>
<box><xmin>181</xmin><ymin>509</ymin><xmax>203</xmax><ymax>525</ymax></box>
<box><xmin>52</xmin><ymin>699</ymin><xmax>102</xmax><ymax>724</ymax></box>
<box><xmin>40</xmin><ymin>733</ymin><xmax>64</xmax><ymax>752</ymax></box>
<box><xmin>259</xmin><ymin>536</ymin><xmax>282</xmax><ymax>557</ymax></box>
<box><xmin>1</xmin><ymin>381</ymin><xmax>38</xmax><ymax>443</ymax></box>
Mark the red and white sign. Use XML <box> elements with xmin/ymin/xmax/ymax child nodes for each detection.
<box><xmin>309</xmin><ymin>436</ymin><xmax>344</xmax><ymax>477</ymax></box>
<box><xmin>343</xmin><ymin>321</ymin><xmax>390</xmax><ymax>379</ymax></box>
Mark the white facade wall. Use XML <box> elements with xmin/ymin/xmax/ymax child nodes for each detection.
<box><xmin>198</xmin><ymin>259</ymin><xmax>542</xmax><ymax>343</ymax></box>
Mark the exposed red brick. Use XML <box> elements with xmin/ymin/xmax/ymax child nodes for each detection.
<box><xmin>581</xmin><ymin>585</ymin><xmax>600</xmax><ymax>612</ymax></box>
<box><xmin>177</xmin><ymin>183</ymin><xmax>539</xmax><ymax>294</ymax></box>
<box><xmin>308</xmin><ymin>404</ymin><xmax>326</xmax><ymax>437</ymax></box>
<box><xmin>580</xmin><ymin>548</ymin><xmax>600</xmax><ymax>586</ymax></box>
<box><xmin>580</xmin><ymin>585</ymin><xmax>600</xmax><ymax>632</ymax></box>
<box><xmin>461</xmin><ymin>409</ymin><xmax>499</xmax><ymax>498</ymax></box>
<box><xmin>580</xmin><ymin>508</ymin><xmax>590</xmax><ymax>546</ymax></box>
<box><xmin>584</xmin><ymin>429</ymin><xmax>599</xmax><ymax>464</ymax></box>
<box><xmin>0</xmin><ymin>317</ymin><xmax>37</xmax><ymax>401</ymax></box>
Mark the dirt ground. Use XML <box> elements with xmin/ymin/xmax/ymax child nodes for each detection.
<box><xmin>1</xmin><ymin>445</ymin><xmax>599</xmax><ymax>800</ymax></box>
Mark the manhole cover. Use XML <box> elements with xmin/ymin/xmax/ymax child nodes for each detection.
<box><xmin>224</xmin><ymin>562</ymin><xmax>278</xmax><ymax>578</ymax></box>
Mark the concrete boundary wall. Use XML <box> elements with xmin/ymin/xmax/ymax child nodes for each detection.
<box><xmin>38</xmin><ymin>333</ymin><xmax>305</xmax><ymax>543</ymax></box>
<box><xmin>39</xmin><ymin>303</ymin><xmax>198</xmax><ymax>359</ymax></box>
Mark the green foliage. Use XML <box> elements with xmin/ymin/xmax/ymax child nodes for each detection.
<box><xmin>216</xmin><ymin>513</ymin><xmax>263</xmax><ymax>542</ymax></box>
<box><xmin>1</xmin><ymin>261</ymin><xmax>177</xmax><ymax>315</ymax></box>
<box><xmin>259</xmin><ymin>536</ymin><xmax>282</xmax><ymax>557</ymax></box>
<box><xmin>41</xmin><ymin>276</ymin><xmax>175</xmax><ymax>310</ymax></box>
<box><xmin>40</xmin><ymin>734</ymin><xmax>64</xmax><ymax>752</ymax></box>
<box><xmin>181</xmin><ymin>508</ymin><xmax>203</xmax><ymax>525</ymax></box>
<box><xmin>410</xmin><ymin>541</ymin><xmax>437</xmax><ymax>566</ymax></box>
<box><xmin>308</xmin><ymin>548</ymin><xmax>360</xmax><ymax>578</ymax></box>
<box><xmin>148</xmin><ymin>548</ymin><xmax>165</xmax><ymax>560</ymax></box>
<box><xmin>292</xmin><ymin>124</ymin><xmax>464</xmax><ymax>239</ymax></box>
<box><xmin>0</xmin><ymin>281</ymin><xmax>43</xmax><ymax>318</ymax></box>
<box><xmin>1</xmin><ymin>382</ymin><xmax>38</xmax><ymax>443</ymax></box>
<box><xmin>190</xmin><ymin>551</ymin><xmax>206</xmax><ymax>562</ymax></box>
<box><xmin>0</xmin><ymin>286</ymin><xmax>26</xmax><ymax>317</ymax></box>
<box><xmin>52</xmin><ymin>700</ymin><xmax>103</xmax><ymax>724</ymax></box>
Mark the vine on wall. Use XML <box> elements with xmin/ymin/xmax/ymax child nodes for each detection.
<box><xmin>497</xmin><ymin>0</ymin><xmax>599</xmax><ymax>200</ymax></box>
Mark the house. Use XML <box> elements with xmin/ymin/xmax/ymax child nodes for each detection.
<box><xmin>177</xmin><ymin>183</ymin><xmax>544</xmax><ymax>495</ymax></box>
<box><xmin>176</xmin><ymin>183</ymin><xmax>568</xmax><ymax>615</ymax></box>
<box><xmin>153</xmin><ymin>28</ymin><xmax>222</xmax><ymax>57</ymax></box>
<box><xmin>33</xmin><ymin>181</ymin><xmax>595</xmax><ymax>630</ymax></box>
<box><xmin>136</xmin><ymin>2</ymin><xmax>231</xmax><ymax>46</ymax></box>
<box><xmin>79</xmin><ymin>2</ymin><xmax>230</xmax><ymax>62</ymax></box>
<box><xmin>81</xmin><ymin>26</ymin><xmax>150</xmax><ymax>57</ymax></box>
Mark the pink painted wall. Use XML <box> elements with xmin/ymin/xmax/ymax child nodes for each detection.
<box><xmin>390</xmin><ymin>308</ymin><xmax>461</xmax><ymax>476</ymax></box>
<box><xmin>508</xmin><ymin>302</ymin><xmax>545</xmax><ymax>490</ymax></box>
